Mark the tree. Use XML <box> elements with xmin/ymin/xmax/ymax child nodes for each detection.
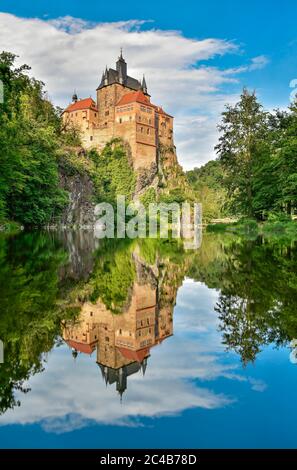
<box><xmin>273</xmin><ymin>100</ymin><xmax>297</xmax><ymax>215</ymax></box>
<box><xmin>0</xmin><ymin>52</ymin><xmax>68</xmax><ymax>225</ymax></box>
<box><xmin>215</xmin><ymin>89</ymin><xmax>269</xmax><ymax>218</ymax></box>
<box><xmin>186</xmin><ymin>160</ymin><xmax>228</xmax><ymax>220</ymax></box>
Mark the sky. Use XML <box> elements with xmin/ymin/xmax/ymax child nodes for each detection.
<box><xmin>0</xmin><ymin>1</ymin><xmax>297</xmax><ymax>169</ymax></box>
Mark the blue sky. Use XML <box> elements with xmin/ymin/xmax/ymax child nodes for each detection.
<box><xmin>1</xmin><ymin>1</ymin><xmax>297</xmax><ymax>168</ymax></box>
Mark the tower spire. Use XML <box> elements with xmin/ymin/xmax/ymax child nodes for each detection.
<box><xmin>141</xmin><ymin>75</ymin><xmax>147</xmax><ymax>94</ymax></box>
<box><xmin>116</xmin><ymin>51</ymin><xmax>127</xmax><ymax>83</ymax></box>
<box><xmin>104</xmin><ymin>66</ymin><xmax>108</xmax><ymax>85</ymax></box>
<box><xmin>72</xmin><ymin>90</ymin><xmax>78</xmax><ymax>103</ymax></box>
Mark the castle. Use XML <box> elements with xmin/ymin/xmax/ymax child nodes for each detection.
<box><xmin>62</xmin><ymin>51</ymin><xmax>174</xmax><ymax>171</ymax></box>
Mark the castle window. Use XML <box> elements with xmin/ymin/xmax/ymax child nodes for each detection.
<box><xmin>90</xmin><ymin>136</ymin><xmax>93</xmax><ymax>141</ymax></box>
<box><xmin>147</xmin><ymin>128</ymin><xmax>150</xmax><ymax>135</ymax></box>
<box><xmin>119</xmin><ymin>118</ymin><xmax>122</xmax><ymax>124</ymax></box>
<box><xmin>105</xmin><ymin>110</ymin><xmax>109</xmax><ymax>116</ymax></box>
<box><xmin>94</xmin><ymin>113</ymin><xmax>97</xmax><ymax>117</ymax></box>
<box><xmin>141</xmin><ymin>127</ymin><xmax>143</xmax><ymax>133</ymax></box>
<box><xmin>148</xmin><ymin>118</ymin><xmax>151</xmax><ymax>125</ymax></box>
<box><xmin>129</xmin><ymin>116</ymin><xmax>132</xmax><ymax>121</ymax></box>
<box><xmin>105</xmin><ymin>336</ymin><xmax>109</xmax><ymax>342</ymax></box>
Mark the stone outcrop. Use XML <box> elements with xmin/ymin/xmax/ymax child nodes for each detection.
<box><xmin>58</xmin><ymin>168</ymin><xmax>96</xmax><ymax>227</ymax></box>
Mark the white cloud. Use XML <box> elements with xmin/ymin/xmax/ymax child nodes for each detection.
<box><xmin>0</xmin><ymin>13</ymin><xmax>268</xmax><ymax>169</ymax></box>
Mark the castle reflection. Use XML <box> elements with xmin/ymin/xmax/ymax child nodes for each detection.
<box><xmin>62</xmin><ymin>250</ymin><xmax>177</xmax><ymax>397</ymax></box>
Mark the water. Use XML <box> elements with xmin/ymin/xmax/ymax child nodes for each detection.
<box><xmin>0</xmin><ymin>230</ymin><xmax>296</xmax><ymax>448</ymax></box>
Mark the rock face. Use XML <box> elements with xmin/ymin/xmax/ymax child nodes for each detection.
<box><xmin>56</xmin><ymin>140</ymin><xmax>191</xmax><ymax>227</ymax></box>
<box><xmin>135</xmin><ymin>162</ymin><xmax>158</xmax><ymax>193</ymax></box>
<box><xmin>59</xmin><ymin>170</ymin><xmax>96</xmax><ymax>227</ymax></box>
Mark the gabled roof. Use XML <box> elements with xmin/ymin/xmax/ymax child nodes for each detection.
<box><xmin>118</xmin><ymin>346</ymin><xmax>150</xmax><ymax>363</ymax></box>
<box><xmin>66</xmin><ymin>339</ymin><xmax>97</xmax><ymax>355</ymax></box>
<box><xmin>63</xmin><ymin>97</ymin><xmax>98</xmax><ymax>113</ymax></box>
<box><xmin>116</xmin><ymin>90</ymin><xmax>153</xmax><ymax>107</ymax></box>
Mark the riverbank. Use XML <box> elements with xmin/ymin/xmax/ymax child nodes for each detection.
<box><xmin>207</xmin><ymin>217</ymin><xmax>297</xmax><ymax>239</ymax></box>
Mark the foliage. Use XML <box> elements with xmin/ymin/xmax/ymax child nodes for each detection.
<box><xmin>186</xmin><ymin>160</ymin><xmax>228</xmax><ymax>220</ymax></box>
<box><xmin>86</xmin><ymin>238</ymin><xmax>136</xmax><ymax>313</ymax></box>
<box><xmin>89</xmin><ymin>140</ymin><xmax>136</xmax><ymax>206</ymax></box>
<box><xmin>0</xmin><ymin>52</ymin><xmax>75</xmax><ymax>225</ymax></box>
<box><xmin>189</xmin><ymin>232</ymin><xmax>297</xmax><ymax>365</ymax></box>
<box><xmin>140</xmin><ymin>187</ymin><xmax>157</xmax><ymax>208</ymax></box>
<box><xmin>215</xmin><ymin>88</ymin><xmax>269</xmax><ymax>218</ymax></box>
<box><xmin>0</xmin><ymin>232</ymin><xmax>78</xmax><ymax>413</ymax></box>
<box><xmin>0</xmin><ymin>52</ymin><xmax>137</xmax><ymax>226</ymax></box>
<box><xmin>215</xmin><ymin>89</ymin><xmax>297</xmax><ymax>221</ymax></box>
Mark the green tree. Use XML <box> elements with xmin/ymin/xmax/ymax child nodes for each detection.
<box><xmin>186</xmin><ymin>160</ymin><xmax>228</xmax><ymax>220</ymax></box>
<box><xmin>0</xmin><ymin>52</ymin><xmax>69</xmax><ymax>225</ymax></box>
<box><xmin>215</xmin><ymin>89</ymin><xmax>269</xmax><ymax>218</ymax></box>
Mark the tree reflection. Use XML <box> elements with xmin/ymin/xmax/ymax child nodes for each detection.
<box><xmin>190</xmin><ymin>234</ymin><xmax>297</xmax><ymax>365</ymax></box>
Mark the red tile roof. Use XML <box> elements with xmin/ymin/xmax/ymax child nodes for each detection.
<box><xmin>118</xmin><ymin>346</ymin><xmax>150</xmax><ymax>363</ymax></box>
<box><xmin>116</xmin><ymin>90</ymin><xmax>153</xmax><ymax>107</ymax></box>
<box><xmin>64</xmin><ymin>97</ymin><xmax>98</xmax><ymax>113</ymax></box>
<box><xmin>66</xmin><ymin>339</ymin><xmax>96</xmax><ymax>355</ymax></box>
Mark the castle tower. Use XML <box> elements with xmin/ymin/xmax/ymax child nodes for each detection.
<box><xmin>116</xmin><ymin>49</ymin><xmax>127</xmax><ymax>84</ymax></box>
<box><xmin>63</xmin><ymin>52</ymin><xmax>174</xmax><ymax>170</ymax></box>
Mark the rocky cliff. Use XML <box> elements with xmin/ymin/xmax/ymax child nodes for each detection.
<box><xmin>56</xmin><ymin>140</ymin><xmax>193</xmax><ymax>227</ymax></box>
